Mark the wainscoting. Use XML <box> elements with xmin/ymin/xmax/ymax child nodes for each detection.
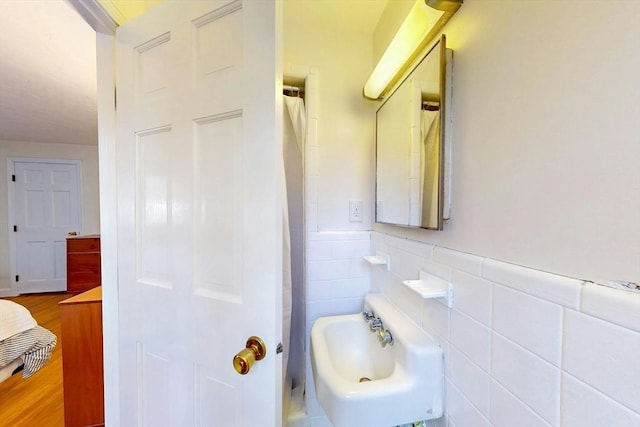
<box><xmin>370</xmin><ymin>231</ymin><xmax>640</xmax><ymax>427</ymax></box>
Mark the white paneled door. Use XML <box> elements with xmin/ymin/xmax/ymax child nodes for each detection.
<box><xmin>115</xmin><ymin>1</ymin><xmax>282</xmax><ymax>426</ymax></box>
<box><xmin>11</xmin><ymin>159</ymin><xmax>82</xmax><ymax>294</ymax></box>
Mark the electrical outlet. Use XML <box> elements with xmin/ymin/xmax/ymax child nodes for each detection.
<box><xmin>349</xmin><ymin>199</ymin><xmax>363</xmax><ymax>222</ymax></box>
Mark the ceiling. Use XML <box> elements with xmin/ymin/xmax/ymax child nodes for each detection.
<box><xmin>0</xmin><ymin>0</ymin><xmax>385</xmax><ymax>147</ymax></box>
<box><xmin>0</xmin><ymin>0</ymin><xmax>97</xmax><ymax>145</ymax></box>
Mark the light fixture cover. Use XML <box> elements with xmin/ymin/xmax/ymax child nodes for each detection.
<box><xmin>363</xmin><ymin>0</ymin><xmax>462</xmax><ymax>100</ymax></box>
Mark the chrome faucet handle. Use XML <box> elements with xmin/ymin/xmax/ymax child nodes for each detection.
<box><xmin>369</xmin><ymin>317</ymin><xmax>383</xmax><ymax>332</ymax></box>
<box><xmin>362</xmin><ymin>310</ymin><xmax>375</xmax><ymax>323</ymax></box>
<box><xmin>378</xmin><ymin>329</ymin><xmax>393</xmax><ymax>347</ymax></box>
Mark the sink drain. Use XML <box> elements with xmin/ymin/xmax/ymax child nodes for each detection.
<box><xmin>358</xmin><ymin>377</ymin><xmax>372</xmax><ymax>382</ymax></box>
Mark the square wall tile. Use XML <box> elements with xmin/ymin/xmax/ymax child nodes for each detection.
<box><xmin>563</xmin><ymin>309</ymin><xmax>640</xmax><ymax>413</ymax></box>
<box><xmin>561</xmin><ymin>373</ymin><xmax>640</xmax><ymax>427</ymax></box>
<box><xmin>433</xmin><ymin>247</ymin><xmax>483</xmax><ymax>276</ymax></box>
<box><xmin>581</xmin><ymin>282</ymin><xmax>640</xmax><ymax>333</ymax></box>
<box><xmin>370</xmin><ymin>269</ymin><xmax>386</xmax><ymax>294</ymax></box>
<box><xmin>447</xmin><ymin>381</ymin><xmax>490</xmax><ymax>427</ymax></box>
<box><xmin>448</xmin><ymin>346</ymin><xmax>490</xmax><ymax>416</ymax></box>
<box><xmin>388</xmin><ymin>279</ymin><xmax>423</xmax><ymax>325</ymax></box>
<box><xmin>451</xmin><ymin>270</ymin><xmax>492</xmax><ymax>327</ymax></box>
<box><xmin>397</xmin><ymin>237</ymin><xmax>434</xmax><ymax>258</ymax></box>
<box><xmin>450</xmin><ymin>310</ymin><xmax>491</xmax><ymax>372</ymax></box>
<box><xmin>307</xmin><ymin>240</ymin><xmax>332</xmax><ymax>261</ymax></box>
<box><xmin>307</xmin><ymin>278</ymin><xmax>369</xmax><ymax>301</ymax></box>
<box><xmin>390</xmin><ymin>248</ymin><xmax>425</xmax><ymax>280</ymax></box>
<box><xmin>492</xmin><ymin>284</ymin><xmax>562</xmax><ymax>366</ymax></box>
<box><xmin>421</xmin><ymin>298</ymin><xmax>450</xmax><ymax>342</ymax></box>
<box><xmin>482</xmin><ymin>259</ymin><xmax>582</xmax><ymax>309</ymax></box>
<box><xmin>348</xmin><ymin>258</ymin><xmax>370</xmax><ymax>279</ymax></box>
<box><xmin>330</xmin><ymin>238</ymin><xmax>371</xmax><ymax>260</ymax></box>
<box><xmin>491</xmin><ymin>333</ymin><xmax>560</xmax><ymax>425</ymax></box>
<box><xmin>307</xmin><ymin>259</ymin><xmax>350</xmax><ymax>281</ymax></box>
<box><xmin>489</xmin><ymin>380</ymin><xmax>552</xmax><ymax>427</ymax></box>
<box><xmin>306</xmin><ymin>298</ymin><xmax>363</xmax><ymax>325</ymax></box>
<box><xmin>423</xmin><ymin>258</ymin><xmax>452</xmax><ymax>281</ymax></box>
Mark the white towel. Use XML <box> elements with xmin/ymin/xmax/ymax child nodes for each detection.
<box><xmin>0</xmin><ymin>300</ymin><xmax>37</xmax><ymax>341</ymax></box>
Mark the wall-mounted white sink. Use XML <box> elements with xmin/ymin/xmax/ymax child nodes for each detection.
<box><xmin>311</xmin><ymin>294</ymin><xmax>443</xmax><ymax>427</ymax></box>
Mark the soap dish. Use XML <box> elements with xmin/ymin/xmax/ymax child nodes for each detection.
<box><xmin>363</xmin><ymin>252</ymin><xmax>390</xmax><ymax>271</ymax></box>
<box><xmin>402</xmin><ymin>270</ymin><xmax>454</xmax><ymax>308</ymax></box>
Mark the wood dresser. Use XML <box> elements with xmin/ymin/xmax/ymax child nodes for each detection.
<box><xmin>66</xmin><ymin>234</ymin><xmax>101</xmax><ymax>293</ymax></box>
<box><xmin>59</xmin><ymin>286</ymin><xmax>104</xmax><ymax>427</ymax></box>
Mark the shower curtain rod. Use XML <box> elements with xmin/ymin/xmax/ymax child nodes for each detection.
<box><xmin>283</xmin><ymin>84</ymin><xmax>304</xmax><ymax>92</ymax></box>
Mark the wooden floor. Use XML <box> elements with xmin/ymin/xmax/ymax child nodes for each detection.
<box><xmin>0</xmin><ymin>293</ymin><xmax>71</xmax><ymax>427</ymax></box>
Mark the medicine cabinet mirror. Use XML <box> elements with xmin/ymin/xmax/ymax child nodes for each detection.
<box><xmin>375</xmin><ymin>35</ymin><xmax>452</xmax><ymax>230</ymax></box>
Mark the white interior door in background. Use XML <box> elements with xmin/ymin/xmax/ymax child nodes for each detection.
<box><xmin>115</xmin><ymin>1</ymin><xmax>282</xmax><ymax>425</ymax></box>
<box><xmin>10</xmin><ymin>159</ymin><xmax>82</xmax><ymax>294</ymax></box>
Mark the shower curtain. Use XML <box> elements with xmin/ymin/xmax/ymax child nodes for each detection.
<box><xmin>282</xmin><ymin>94</ymin><xmax>306</xmax><ymax>398</ymax></box>
<box><xmin>420</xmin><ymin>110</ymin><xmax>440</xmax><ymax>228</ymax></box>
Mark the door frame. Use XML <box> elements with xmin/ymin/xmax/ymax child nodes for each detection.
<box><xmin>5</xmin><ymin>157</ymin><xmax>83</xmax><ymax>297</ymax></box>
<box><xmin>66</xmin><ymin>1</ymin><xmax>119</xmax><ymax>421</ymax></box>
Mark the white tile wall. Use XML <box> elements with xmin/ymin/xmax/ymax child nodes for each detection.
<box><xmin>450</xmin><ymin>310</ymin><xmax>492</xmax><ymax>372</ymax></box>
<box><xmin>300</xmin><ymin>227</ymin><xmax>639</xmax><ymax>427</ymax></box>
<box><xmin>450</xmin><ymin>270</ymin><xmax>492</xmax><ymax>327</ymax></box>
<box><xmin>364</xmin><ymin>231</ymin><xmax>640</xmax><ymax>427</ymax></box>
<box><xmin>448</xmin><ymin>346</ymin><xmax>490</xmax><ymax>416</ymax></box>
<box><xmin>447</xmin><ymin>381</ymin><xmax>490</xmax><ymax>427</ymax></box>
<box><xmin>483</xmin><ymin>258</ymin><xmax>582</xmax><ymax>309</ymax></box>
<box><xmin>303</xmin><ymin>230</ymin><xmax>372</xmax><ymax>426</ymax></box>
<box><xmin>562</xmin><ymin>309</ymin><xmax>640</xmax><ymax>413</ymax></box>
<box><xmin>580</xmin><ymin>281</ymin><xmax>640</xmax><ymax>332</ymax></box>
<box><xmin>560</xmin><ymin>373</ymin><xmax>640</xmax><ymax>427</ymax></box>
<box><xmin>492</xmin><ymin>285</ymin><xmax>562</xmax><ymax>366</ymax></box>
<box><xmin>489</xmin><ymin>381</ymin><xmax>551</xmax><ymax>427</ymax></box>
<box><xmin>491</xmin><ymin>333</ymin><xmax>560</xmax><ymax>424</ymax></box>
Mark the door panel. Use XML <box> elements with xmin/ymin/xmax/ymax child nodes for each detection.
<box><xmin>115</xmin><ymin>1</ymin><xmax>281</xmax><ymax>425</ymax></box>
<box><xmin>13</xmin><ymin>160</ymin><xmax>82</xmax><ymax>293</ymax></box>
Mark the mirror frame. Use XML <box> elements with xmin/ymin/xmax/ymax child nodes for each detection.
<box><xmin>375</xmin><ymin>34</ymin><xmax>449</xmax><ymax>230</ymax></box>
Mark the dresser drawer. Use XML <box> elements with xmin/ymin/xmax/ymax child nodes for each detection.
<box><xmin>67</xmin><ymin>237</ymin><xmax>100</xmax><ymax>253</ymax></box>
<box><xmin>67</xmin><ymin>253</ymin><xmax>101</xmax><ymax>274</ymax></box>
<box><xmin>67</xmin><ymin>235</ymin><xmax>101</xmax><ymax>293</ymax></box>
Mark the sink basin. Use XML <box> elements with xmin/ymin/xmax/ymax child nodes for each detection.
<box><xmin>311</xmin><ymin>294</ymin><xmax>443</xmax><ymax>427</ymax></box>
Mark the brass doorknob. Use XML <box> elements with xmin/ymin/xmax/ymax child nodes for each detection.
<box><xmin>233</xmin><ymin>336</ymin><xmax>266</xmax><ymax>375</ymax></box>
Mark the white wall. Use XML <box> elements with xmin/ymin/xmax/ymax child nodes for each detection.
<box><xmin>374</xmin><ymin>0</ymin><xmax>640</xmax><ymax>284</ymax></box>
<box><xmin>0</xmin><ymin>139</ymin><xmax>100</xmax><ymax>293</ymax></box>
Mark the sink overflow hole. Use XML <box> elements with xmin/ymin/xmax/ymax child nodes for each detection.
<box><xmin>359</xmin><ymin>377</ymin><xmax>372</xmax><ymax>382</ymax></box>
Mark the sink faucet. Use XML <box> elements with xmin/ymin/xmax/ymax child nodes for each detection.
<box><xmin>378</xmin><ymin>329</ymin><xmax>393</xmax><ymax>347</ymax></box>
<box><xmin>362</xmin><ymin>310</ymin><xmax>375</xmax><ymax>323</ymax></box>
<box><xmin>369</xmin><ymin>317</ymin><xmax>384</xmax><ymax>332</ymax></box>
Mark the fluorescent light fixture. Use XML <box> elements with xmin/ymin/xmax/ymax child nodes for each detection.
<box><xmin>363</xmin><ymin>0</ymin><xmax>462</xmax><ymax>100</ymax></box>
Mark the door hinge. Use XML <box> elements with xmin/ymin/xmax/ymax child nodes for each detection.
<box><xmin>15</xmin><ymin>275</ymin><xmax>19</xmax><ymax>282</ymax></box>
<box><xmin>11</xmin><ymin>174</ymin><xmax>16</xmax><ymax>182</ymax></box>
<box><xmin>13</xmin><ymin>225</ymin><xmax>17</xmax><ymax>232</ymax></box>
<box><xmin>114</xmin><ymin>87</ymin><xmax>117</xmax><ymax>109</ymax></box>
